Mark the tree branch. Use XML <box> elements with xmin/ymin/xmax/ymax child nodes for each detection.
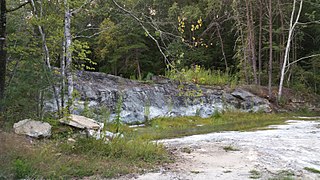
<box><xmin>297</xmin><ymin>20</ymin><xmax>320</xmax><ymax>25</ymax></box>
<box><xmin>111</xmin><ymin>0</ymin><xmax>172</xmax><ymax>67</ymax></box>
<box><xmin>287</xmin><ymin>54</ymin><xmax>320</xmax><ymax>67</ymax></box>
<box><xmin>71</xmin><ymin>0</ymin><xmax>93</xmax><ymax>15</ymax></box>
<box><xmin>6</xmin><ymin>0</ymin><xmax>30</xmax><ymax>13</ymax></box>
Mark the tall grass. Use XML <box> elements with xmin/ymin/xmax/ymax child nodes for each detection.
<box><xmin>0</xmin><ymin>132</ymin><xmax>170</xmax><ymax>179</ymax></box>
<box><xmin>166</xmin><ymin>65</ymin><xmax>238</xmax><ymax>86</ymax></box>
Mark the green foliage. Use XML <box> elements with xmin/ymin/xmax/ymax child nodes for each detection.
<box><xmin>0</xmin><ymin>129</ymin><xmax>170</xmax><ymax>179</ymax></box>
<box><xmin>13</xmin><ymin>159</ymin><xmax>34</xmax><ymax>179</ymax></box>
<box><xmin>304</xmin><ymin>167</ymin><xmax>320</xmax><ymax>174</ymax></box>
<box><xmin>61</xmin><ymin>137</ymin><xmax>168</xmax><ymax>163</ymax></box>
<box><xmin>81</xmin><ymin>99</ymin><xmax>96</xmax><ymax>119</ymax></box>
<box><xmin>114</xmin><ymin>94</ymin><xmax>123</xmax><ymax>133</ymax></box>
<box><xmin>249</xmin><ymin>169</ymin><xmax>261</xmax><ymax>179</ymax></box>
<box><xmin>166</xmin><ymin>65</ymin><xmax>238</xmax><ymax>86</ymax></box>
<box><xmin>144</xmin><ymin>99</ymin><xmax>151</xmax><ymax>125</ymax></box>
<box><xmin>223</xmin><ymin>145</ymin><xmax>240</xmax><ymax>152</ymax></box>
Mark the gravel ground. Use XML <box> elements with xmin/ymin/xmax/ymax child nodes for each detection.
<box><xmin>116</xmin><ymin>119</ymin><xmax>320</xmax><ymax>180</ymax></box>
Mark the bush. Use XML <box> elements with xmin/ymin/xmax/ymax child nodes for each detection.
<box><xmin>166</xmin><ymin>65</ymin><xmax>237</xmax><ymax>86</ymax></box>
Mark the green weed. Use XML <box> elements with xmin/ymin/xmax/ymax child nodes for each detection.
<box><xmin>223</xmin><ymin>145</ymin><xmax>240</xmax><ymax>152</ymax></box>
<box><xmin>166</xmin><ymin>65</ymin><xmax>238</xmax><ymax>87</ymax></box>
<box><xmin>13</xmin><ymin>158</ymin><xmax>34</xmax><ymax>179</ymax></box>
<box><xmin>249</xmin><ymin>169</ymin><xmax>261</xmax><ymax>179</ymax></box>
<box><xmin>0</xmin><ymin>131</ymin><xmax>170</xmax><ymax>179</ymax></box>
<box><xmin>304</xmin><ymin>167</ymin><xmax>320</xmax><ymax>174</ymax></box>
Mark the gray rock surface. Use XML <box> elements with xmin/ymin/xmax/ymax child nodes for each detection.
<box><xmin>46</xmin><ymin>71</ymin><xmax>272</xmax><ymax>124</ymax></box>
<box><xmin>117</xmin><ymin>119</ymin><xmax>320</xmax><ymax>180</ymax></box>
<box><xmin>13</xmin><ymin>119</ymin><xmax>51</xmax><ymax>138</ymax></box>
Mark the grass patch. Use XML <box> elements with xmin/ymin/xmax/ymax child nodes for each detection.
<box><xmin>269</xmin><ymin>170</ymin><xmax>295</xmax><ymax>180</ymax></box>
<box><xmin>249</xmin><ymin>169</ymin><xmax>261</xmax><ymax>179</ymax></box>
<box><xmin>304</xmin><ymin>167</ymin><xmax>320</xmax><ymax>174</ymax></box>
<box><xmin>223</xmin><ymin>145</ymin><xmax>240</xmax><ymax>152</ymax></box>
<box><xmin>0</xmin><ymin>132</ymin><xmax>170</xmax><ymax>179</ymax></box>
<box><xmin>132</xmin><ymin>112</ymin><xmax>291</xmax><ymax>140</ymax></box>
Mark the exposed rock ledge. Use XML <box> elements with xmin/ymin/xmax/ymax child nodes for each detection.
<box><xmin>46</xmin><ymin>71</ymin><xmax>271</xmax><ymax>124</ymax></box>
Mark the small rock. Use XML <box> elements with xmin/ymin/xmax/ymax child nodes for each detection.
<box><xmin>67</xmin><ymin>138</ymin><xmax>76</xmax><ymax>142</ymax></box>
<box><xmin>87</xmin><ymin>129</ymin><xmax>124</xmax><ymax>140</ymax></box>
<box><xmin>13</xmin><ymin>119</ymin><xmax>51</xmax><ymax>138</ymax></box>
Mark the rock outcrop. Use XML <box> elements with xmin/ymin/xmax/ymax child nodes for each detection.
<box><xmin>46</xmin><ymin>71</ymin><xmax>272</xmax><ymax>124</ymax></box>
<box><xmin>13</xmin><ymin>119</ymin><xmax>52</xmax><ymax>138</ymax></box>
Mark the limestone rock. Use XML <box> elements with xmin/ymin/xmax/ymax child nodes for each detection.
<box><xmin>13</xmin><ymin>119</ymin><xmax>51</xmax><ymax>138</ymax></box>
<box><xmin>45</xmin><ymin>71</ymin><xmax>273</xmax><ymax>124</ymax></box>
<box><xmin>59</xmin><ymin>114</ymin><xmax>101</xmax><ymax>130</ymax></box>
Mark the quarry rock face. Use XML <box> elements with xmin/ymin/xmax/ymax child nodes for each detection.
<box><xmin>46</xmin><ymin>71</ymin><xmax>272</xmax><ymax>124</ymax></box>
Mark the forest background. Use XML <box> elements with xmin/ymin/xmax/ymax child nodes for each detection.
<box><xmin>0</xmin><ymin>0</ymin><xmax>320</xmax><ymax>122</ymax></box>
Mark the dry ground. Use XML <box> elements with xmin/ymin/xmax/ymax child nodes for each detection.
<box><xmin>115</xmin><ymin>119</ymin><xmax>320</xmax><ymax>180</ymax></box>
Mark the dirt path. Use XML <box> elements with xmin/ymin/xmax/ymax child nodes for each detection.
<box><xmin>117</xmin><ymin>119</ymin><xmax>320</xmax><ymax>180</ymax></box>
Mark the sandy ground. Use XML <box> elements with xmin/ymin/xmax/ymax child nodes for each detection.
<box><xmin>116</xmin><ymin>119</ymin><xmax>320</xmax><ymax>180</ymax></box>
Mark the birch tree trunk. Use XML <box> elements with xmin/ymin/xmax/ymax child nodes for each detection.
<box><xmin>278</xmin><ymin>0</ymin><xmax>303</xmax><ymax>100</ymax></box>
<box><xmin>268</xmin><ymin>0</ymin><xmax>273</xmax><ymax>98</ymax></box>
<box><xmin>64</xmin><ymin>0</ymin><xmax>73</xmax><ymax>113</ymax></box>
<box><xmin>258</xmin><ymin>0</ymin><xmax>263</xmax><ymax>85</ymax></box>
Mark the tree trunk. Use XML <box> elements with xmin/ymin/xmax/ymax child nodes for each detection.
<box><xmin>278</xmin><ymin>0</ymin><xmax>303</xmax><ymax>100</ymax></box>
<box><xmin>258</xmin><ymin>0</ymin><xmax>263</xmax><ymax>85</ymax></box>
<box><xmin>249</xmin><ymin>0</ymin><xmax>258</xmax><ymax>84</ymax></box>
<box><xmin>268</xmin><ymin>0</ymin><xmax>273</xmax><ymax>99</ymax></box>
<box><xmin>0</xmin><ymin>0</ymin><xmax>6</xmax><ymax>111</ymax></box>
<box><xmin>64</xmin><ymin>0</ymin><xmax>73</xmax><ymax>113</ymax></box>
<box><xmin>216</xmin><ymin>25</ymin><xmax>228</xmax><ymax>70</ymax></box>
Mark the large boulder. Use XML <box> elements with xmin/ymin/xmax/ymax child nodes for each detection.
<box><xmin>231</xmin><ymin>88</ymin><xmax>272</xmax><ymax>113</ymax></box>
<box><xmin>59</xmin><ymin>114</ymin><xmax>102</xmax><ymax>130</ymax></box>
<box><xmin>13</xmin><ymin>119</ymin><xmax>51</xmax><ymax>138</ymax></box>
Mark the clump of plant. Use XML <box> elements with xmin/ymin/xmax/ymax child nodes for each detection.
<box><xmin>304</xmin><ymin>167</ymin><xmax>320</xmax><ymax>174</ymax></box>
<box><xmin>13</xmin><ymin>158</ymin><xmax>34</xmax><ymax>179</ymax></box>
<box><xmin>144</xmin><ymin>99</ymin><xmax>151</xmax><ymax>126</ymax></box>
<box><xmin>249</xmin><ymin>169</ymin><xmax>261</xmax><ymax>179</ymax></box>
<box><xmin>223</xmin><ymin>145</ymin><xmax>239</xmax><ymax>152</ymax></box>
<box><xmin>114</xmin><ymin>94</ymin><xmax>123</xmax><ymax>133</ymax></box>
<box><xmin>166</xmin><ymin>65</ymin><xmax>238</xmax><ymax>86</ymax></box>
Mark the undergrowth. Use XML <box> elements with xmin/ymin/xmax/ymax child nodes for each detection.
<box><xmin>0</xmin><ymin>112</ymin><xmax>313</xmax><ymax>179</ymax></box>
<box><xmin>166</xmin><ymin>65</ymin><xmax>238</xmax><ymax>87</ymax></box>
<box><xmin>0</xmin><ymin>132</ymin><xmax>170</xmax><ymax>179</ymax></box>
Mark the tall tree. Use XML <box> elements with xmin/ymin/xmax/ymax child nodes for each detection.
<box><xmin>0</xmin><ymin>0</ymin><xmax>29</xmax><ymax>112</ymax></box>
<box><xmin>278</xmin><ymin>0</ymin><xmax>304</xmax><ymax>100</ymax></box>
<box><xmin>268</xmin><ymin>0</ymin><xmax>273</xmax><ymax>98</ymax></box>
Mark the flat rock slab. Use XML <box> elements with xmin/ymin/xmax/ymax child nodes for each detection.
<box><xmin>13</xmin><ymin>119</ymin><xmax>51</xmax><ymax>138</ymax></box>
<box><xmin>59</xmin><ymin>114</ymin><xmax>101</xmax><ymax>130</ymax></box>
